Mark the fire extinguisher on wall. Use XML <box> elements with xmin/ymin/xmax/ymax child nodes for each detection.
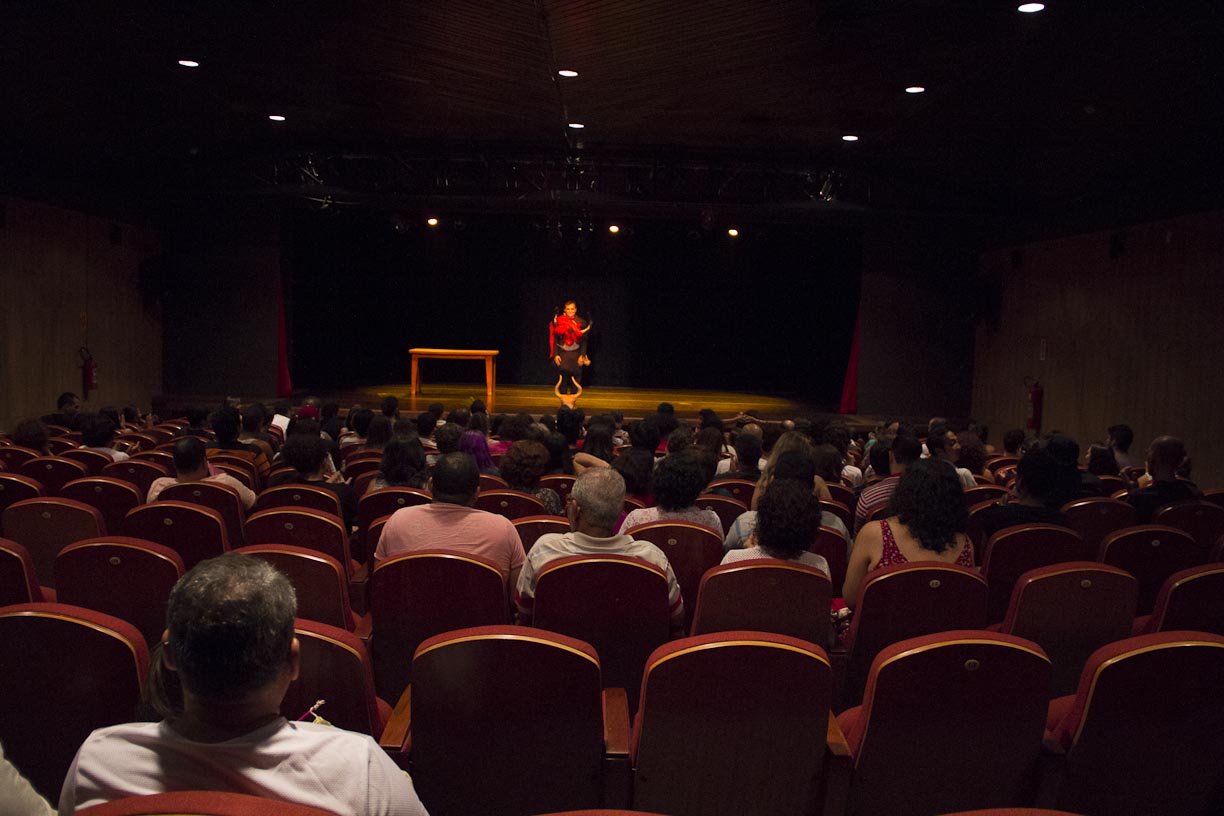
<box><xmin>80</xmin><ymin>347</ymin><xmax>98</xmax><ymax>397</ymax></box>
<box><xmin>1025</xmin><ymin>376</ymin><xmax>1043</xmax><ymax>435</ymax></box>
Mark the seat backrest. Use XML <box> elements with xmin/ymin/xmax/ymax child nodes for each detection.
<box><xmin>998</xmin><ymin>562</ymin><xmax>1137</xmax><ymax>696</ymax></box>
<box><xmin>809</xmin><ymin>525</ymin><xmax>849</xmax><ymax>597</ymax></box>
<box><xmin>0</xmin><ymin>445</ymin><xmax>41</xmax><ymax>471</ymax></box>
<box><xmin>1048</xmin><ymin>632</ymin><xmax>1224</xmax><ymax>816</ymax></box>
<box><xmin>2</xmin><ymin>497</ymin><xmax>107</xmax><ymax>586</ymax></box>
<box><xmin>206</xmin><ymin>452</ymin><xmax>260</xmax><ymax>491</ymax></box>
<box><xmin>368</xmin><ymin>550</ymin><xmax>508</xmax><ymax>701</ymax></box>
<box><xmin>283</xmin><ymin>619</ymin><xmax>384</xmax><ymax>737</ymax></box>
<box><xmin>356</xmin><ymin>487</ymin><xmax>431</xmax><ymax>556</ymax></box>
<box><xmin>342</xmin><ymin>457</ymin><xmax>382</xmax><ymax>481</ymax></box>
<box><xmin>1152</xmin><ymin>500</ymin><xmax>1224</xmax><ymax>550</ymax></box>
<box><xmin>59</xmin><ymin>448</ymin><xmax>115</xmax><ymax>476</ymax></box>
<box><xmin>964</xmin><ymin>484</ymin><xmax>1010</xmax><ymax>507</ymax></box>
<box><xmin>1061</xmin><ymin>497</ymin><xmax>1138</xmax><ymax>552</ymax></box>
<box><xmin>844</xmin><ymin>631</ymin><xmax>1051</xmax><ymax>816</ymax></box>
<box><xmin>533</xmin><ymin>554</ymin><xmax>672</xmax><ymax>709</ymax></box>
<box><xmin>1098</xmin><ymin>524</ymin><xmax>1203</xmax><ymax>615</ymax></box>
<box><xmin>235</xmin><ymin>544</ymin><xmax>355</xmax><ymax>631</ymax></box>
<box><xmin>1143</xmin><ymin>564</ymin><xmax>1224</xmax><ymax>636</ymax></box>
<box><xmin>102</xmin><ymin>458</ymin><xmax>170</xmax><ymax>498</ymax></box>
<box><xmin>254</xmin><ymin>484</ymin><xmax>341</xmax><ymax>516</ymax></box>
<box><xmin>537</xmin><ymin>473</ymin><xmax>576</xmax><ymax>502</ymax></box>
<box><xmin>819</xmin><ymin>498</ymin><xmax>852</xmax><ymax>531</ymax></box>
<box><xmin>706</xmin><ymin>477</ymin><xmax>755</xmax><ymax>504</ymax></box>
<box><xmin>694</xmin><ymin>493</ymin><xmax>747</xmax><ymax>533</ymax></box>
<box><xmin>131</xmin><ymin>450</ymin><xmax>177</xmax><ymax>475</ymax></box>
<box><xmin>61</xmin><ymin>477</ymin><xmax>144</xmax><ymax>539</ymax></box>
<box><xmin>54</xmin><ymin>537</ymin><xmax>185</xmax><ymax>645</ymax></box>
<box><xmin>965</xmin><ymin>498</ymin><xmax>1001</xmax><ymax>563</ymax></box>
<box><xmin>478</xmin><ymin>473</ymin><xmax>509</xmax><ymax>492</ymax></box>
<box><xmin>410</xmin><ymin>625</ymin><xmax>605</xmax><ymax>816</ymax></box>
<box><xmin>0</xmin><ymin>603</ymin><xmax>149</xmax><ymax>800</ymax></box>
<box><xmin>843</xmin><ymin>563</ymin><xmax>988</xmax><ymax>709</ymax></box>
<box><xmin>0</xmin><ymin>537</ymin><xmax>46</xmax><ymax>604</ymax></box>
<box><xmin>624</xmin><ymin>521</ymin><xmax>723</xmax><ymax>632</ymax></box>
<box><xmin>981</xmin><ymin>524</ymin><xmax>1093</xmax><ymax>622</ymax></box>
<box><xmin>473</xmin><ymin>489</ymin><xmax>545</xmax><ymax>520</ymax></box>
<box><xmin>243</xmin><ymin>508</ymin><xmax>351</xmax><ymax>576</ymax></box>
<box><xmin>512</xmin><ymin>514</ymin><xmax>570</xmax><ymax>555</ymax></box>
<box><xmin>45</xmin><ymin>436</ymin><xmax>78</xmax><ymax>455</ymax></box>
<box><xmin>0</xmin><ymin>473</ymin><xmax>45</xmax><ymax>532</ymax></box>
<box><xmin>160</xmin><ymin>480</ymin><xmax>247</xmax><ymax>549</ymax></box>
<box><xmin>632</xmin><ymin>631</ymin><xmax>832</xmax><ymax>816</ymax></box>
<box><xmin>19</xmin><ymin>456</ymin><xmax>88</xmax><ymax>495</ymax></box>
<box><xmin>691</xmin><ymin>558</ymin><xmax>832</xmax><ymax>647</ymax></box>
<box><xmin>826</xmin><ymin>481</ymin><xmax>855</xmax><ymax>508</ymax></box>
<box><xmin>123</xmin><ymin>501</ymin><xmax>229</xmax><ymax>571</ymax></box>
<box><xmin>73</xmin><ymin>791</ymin><xmax>342</xmax><ymax>815</ymax></box>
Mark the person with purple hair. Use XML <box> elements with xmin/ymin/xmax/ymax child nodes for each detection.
<box><xmin>460</xmin><ymin>429</ymin><xmax>500</xmax><ymax>476</ymax></box>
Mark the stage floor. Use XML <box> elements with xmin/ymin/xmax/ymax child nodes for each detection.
<box><xmin>157</xmin><ymin>382</ymin><xmax>879</xmax><ymax>431</ymax></box>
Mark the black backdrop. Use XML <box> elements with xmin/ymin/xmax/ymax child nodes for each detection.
<box><xmin>286</xmin><ymin>211</ymin><xmax>862</xmax><ymax>404</ymax></box>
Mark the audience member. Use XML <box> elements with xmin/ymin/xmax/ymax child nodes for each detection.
<box><xmin>366</xmin><ymin>439</ymin><xmax>428</xmax><ymax>493</ymax></box>
<box><xmin>612</xmin><ymin>447</ymin><xmax>655</xmax><ymax>508</ymax></box>
<box><xmin>380</xmin><ymin>395</ymin><xmax>399</xmax><ymax>419</ymax></box>
<box><xmin>499</xmin><ymin>440</ymin><xmax>562</xmax><ymax>514</ymax></box>
<box><xmin>716</xmin><ymin>428</ymin><xmax>764</xmax><ymax>481</ymax></box>
<box><xmin>459</xmin><ymin>430</ymin><xmax>499</xmax><ymax>475</ymax></box>
<box><xmin>148</xmin><ymin>437</ymin><xmax>256</xmax><ymax>509</ymax></box>
<box><xmin>926</xmin><ymin>424</ymin><xmax>976</xmax><ymax>488</ymax></box>
<box><xmin>956</xmin><ymin>431</ymin><xmax>993</xmax><ymax>483</ymax></box>
<box><xmin>206</xmin><ymin>407</ymin><xmax>268</xmax><ymax>480</ymax></box>
<box><xmin>1002</xmin><ymin>428</ymin><xmax>1026</xmax><ymax>456</ymax></box>
<box><xmin>238</xmin><ymin>404</ymin><xmax>277</xmax><ymax>458</ymax></box>
<box><xmin>58</xmin><ymin>555</ymin><xmax>428</xmax><ymax>815</ymax></box>
<box><xmin>1126</xmin><ymin>435</ymin><xmax>1201</xmax><ymax>523</ymax></box>
<box><xmin>1086</xmin><ymin>444</ymin><xmax>1121</xmax><ymax>476</ymax></box>
<box><xmin>723</xmin><ymin>449</ymin><xmax>849</xmax><ymax>550</ymax></box>
<box><xmin>619</xmin><ymin>449</ymin><xmax>723</xmax><ymax>535</ymax></box>
<box><xmin>1044</xmin><ymin>432</ymin><xmax>1102</xmax><ymax>499</ymax></box>
<box><xmin>853</xmin><ymin>434</ymin><xmax>922</xmax><ymax>534</ymax></box>
<box><xmin>515</xmin><ymin>469</ymin><xmax>684</xmax><ymax>634</ymax></box>
<box><xmin>976</xmin><ymin>447</ymin><xmax>1070</xmax><ymax>540</ymax></box>
<box><xmin>720</xmin><ymin>479</ymin><xmax>831</xmax><ymax>577</ymax></box>
<box><xmin>272</xmin><ymin>434</ymin><xmax>357</xmax><ymax>531</ymax></box>
<box><xmin>43</xmin><ymin>392</ymin><xmax>83</xmax><ymax>430</ymax></box>
<box><xmin>11</xmin><ymin>418</ymin><xmax>51</xmax><ymax>454</ymax></box>
<box><xmin>1108</xmin><ymin>423</ymin><xmax>1138</xmax><ymax>470</ymax></box>
<box><xmin>79</xmin><ymin>414</ymin><xmax>130</xmax><ymax>462</ymax></box>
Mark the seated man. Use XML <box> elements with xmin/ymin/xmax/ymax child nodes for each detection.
<box><xmin>271</xmin><ymin>433</ymin><xmax>358</xmax><ymax>531</ymax></box>
<box><xmin>1127</xmin><ymin>435</ymin><xmax>1201</xmax><ymax>523</ymax></box>
<box><xmin>515</xmin><ymin>468</ymin><xmax>684</xmax><ymax>634</ymax></box>
<box><xmin>79</xmin><ymin>413</ymin><xmax>130</xmax><ymax>462</ymax></box>
<box><xmin>977</xmin><ymin>447</ymin><xmax>1071</xmax><ymax>540</ymax></box>
<box><xmin>207</xmin><ymin>406</ymin><xmax>270</xmax><ymax>481</ymax></box>
<box><xmin>375</xmin><ymin>452</ymin><xmax>526</xmax><ymax>590</ymax></box>
<box><xmin>58</xmin><ymin>554</ymin><xmax>428</xmax><ymax>815</ymax></box>
<box><xmin>147</xmin><ymin>437</ymin><xmax>256</xmax><ymax>510</ymax></box>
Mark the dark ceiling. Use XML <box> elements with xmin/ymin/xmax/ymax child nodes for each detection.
<box><xmin>3</xmin><ymin>1</ymin><xmax>1222</xmax><ymax>234</ymax></box>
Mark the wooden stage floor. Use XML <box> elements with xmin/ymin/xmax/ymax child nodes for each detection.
<box><xmin>158</xmin><ymin>382</ymin><xmax>879</xmax><ymax>431</ymax></box>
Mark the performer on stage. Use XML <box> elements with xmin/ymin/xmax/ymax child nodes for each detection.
<box><xmin>550</xmin><ymin>300</ymin><xmax>592</xmax><ymax>404</ymax></box>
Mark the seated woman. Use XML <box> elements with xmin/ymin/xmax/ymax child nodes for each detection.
<box><xmin>459</xmin><ymin>430</ymin><xmax>500</xmax><ymax>476</ymax></box>
<box><xmin>751</xmin><ymin>431</ymin><xmax>833</xmax><ymax>510</ymax></box>
<box><xmin>724</xmin><ymin>449</ymin><xmax>849</xmax><ymax>550</ymax></box>
<box><xmin>572</xmin><ymin>417</ymin><xmax>617</xmax><ymax>475</ymax></box>
<box><xmin>10</xmin><ymin>418</ymin><xmax>51</xmax><ymax>454</ymax></box>
<box><xmin>500</xmin><ymin>439</ymin><xmax>562</xmax><ymax>515</ymax></box>
<box><xmin>618</xmin><ymin>449</ymin><xmax>723</xmax><ymax>536</ymax></box>
<box><xmin>842</xmin><ymin>458</ymin><xmax>974</xmax><ymax>607</ymax></box>
<box><xmin>720</xmin><ymin>479</ymin><xmax>830</xmax><ymax>577</ymax></box>
<box><xmin>612</xmin><ymin>446</ymin><xmax>655</xmax><ymax>508</ymax></box>
<box><xmin>365</xmin><ymin>438</ymin><xmax>428</xmax><ymax>494</ymax></box>
<box><xmin>957</xmin><ymin>431</ymin><xmax>994</xmax><ymax>483</ymax></box>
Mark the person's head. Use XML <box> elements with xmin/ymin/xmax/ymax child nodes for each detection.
<box><xmin>1002</xmin><ymin>428</ymin><xmax>1026</xmax><ymax>455</ymax></box>
<box><xmin>500</xmin><ymin>440</ymin><xmax>550</xmax><ymax>491</ymax></box>
<box><xmin>1147</xmin><ymin>436</ymin><xmax>1187</xmax><ymax>479</ymax></box>
<box><xmin>756</xmin><ymin>479</ymin><xmax>823</xmax><ymax>560</ymax></box>
<box><xmin>427</xmin><ymin>402</ymin><xmax>445</xmax><ymax>417</ymax></box>
<box><xmin>209</xmin><ymin>407</ymin><xmax>240</xmax><ymax>445</ymax></box>
<box><xmin>320</xmin><ymin>401</ymin><xmax>340</xmax><ymax>421</ymax></box>
<box><xmin>652</xmin><ymin>449</ymin><xmax>707</xmax><ymax>511</ymax></box>
<box><xmin>956</xmin><ymin>431</ymin><xmax>988</xmax><ymax>475</ymax></box>
<box><xmin>433</xmin><ymin>422</ymin><xmax>465</xmax><ymax>455</ymax></box>
<box><xmin>378</xmin><ymin>439</ymin><xmax>427</xmax><ymax>487</ymax></box>
<box><xmin>11</xmin><ymin>418</ymin><xmax>49</xmax><ymax>453</ymax></box>
<box><xmin>379</xmin><ymin>395</ymin><xmax>399</xmax><ymax>419</ymax></box>
<box><xmin>760</xmin><ymin>431</ymin><xmax>815</xmax><ymax>483</ymax></box>
<box><xmin>928</xmin><ymin>417</ymin><xmax>947</xmax><ymax>433</ymax></box>
<box><xmin>868</xmin><ymin>438</ymin><xmax>891</xmax><ymax>477</ymax></box>
<box><xmin>926</xmin><ymin>424</ymin><xmax>959</xmax><ymax>463</ymax></box>
<box><xmin>542</xmin><ymin>432</ymin><xmax>569</xmax><ymax>473</ymax></box>
<box><xmin>890</xmin><ymin>434</ymin><xmax>923</xmax><ymax>471</ymax></box>
<box><xmin>1108</xmin><ymin>424</ymin><xmax>1134</xmax><ymax>453</ymax></box>
<box><xmin>666</xmin><ymin>426</ymin><xmax>694</xmax><ymax>456</ymax></box>
<box><xmin>761</xmin><ymin>422</ymin><xmax>785</xmax><ymax>454</ymax></box>
<box><xmin>628</xmin><ymin>417</ymin><xmax>662</xmax><ymax>452</ymax></box>
<box><xmin>568</xmin><ymin>468</ymin><xmax>626</xmax><ymax>533</ymax></box>
<box><xmin>241</xmin><ymin>404</ymin><xmax>266</xmax><ymax>433</ymax></box>
<box><xmin>824</xmin><ymin>423</ymin><xmax>851</xmax><ymax>458</ymax></box>
<box><xmin>445</xmin><ymin>408</ymin><xmax>471</xmax><ymax>428</ymax></box>
<box><xmin>348</xmin><ymin>408</ymin><xmax>374</xmax><ymax>438</ymax></box>
<box><xmin>80</xmin><ymin>413</ymin><xmax>118</xmax><ymax>448</ymax></box>
<box><xmin>459</xmin><ymin>430</ymin><xmax>495</xmax><ymax>470</ymax></box>
<box><xmin>1043</xmin><ymin>433</ymin><xmax>1081</xmax><ymax>469</ymax></box>
<box><xmin>812</xmin><ymin>444</ymin><xmax>844</xmax><ymax>484</ymax></box>
<box><xmin>498</xmin><ymin>413</ymin><xmax>534</xmax><ymax>443</ymax></box>
<box><xmin>416</xmin><ymin>411</ymin><xmax>439</xmax><ymax>439</ymax></box>
<box><xmin>281</xmin><ymin>434</ymin><xmax>326</xmax><ymax>476</ymax></box>
<box><xmin>57</xmin><ymin>392</ymin><xmax>82</xmax><ymax>415</ymax></box>
<box><xmin>183</xmin><ymin>407</ymin><xmax>208</xmax><ymax>429</ymax></box>
<box><xmin>563</xmin><ymin>300</ymin><xmax>578</xmax><ymax>318</ymax></box>
<box><xmin>470</xmin><ymin>399</ymin><xmax>487</xmax><ymax>414</ymax></box>
<box><xmin>698</xmin><ymin>409</ymin><xmax>722</xmax><ymax>430</ymax></box>
<box><xmin>431</xmin><ymin>452</ymin><xmax>480</xmax><ymax>505</ymax></box>
<box><xmin>1014</xmin><ymin>447</ymin><xmax>1065</xmax><ymax>504</ymax></box>
<box><xmin>365</xmin><ymin>415</ymin><xmax>392</xmax><ymax>448</ymax></box>
<box><xmin>467</xmin><ymin>411</ymin><xmax>489</xmax><ymax>434</ymax></box>
<box><xmin>162</xmin><ymin>555</ymin><xmax>297</xmax><ymax>708</ymax></box>
<box><xmin>770</xmin><ymin>448</ymin><xmax>818</xmax><ymax>486</ymax></box>
<box><xmin>392</xmin><ymin>418</ymin><xmax>418</xmax><ymax>441</ymax></box>
<box><xmin>171</xmin><ymin>436</ymin><xmax>209</xmax><ymax>477</ymax></box>
<box><xmin>582</xmin><ymin>421</ymin><xmax>617</xmax><ymax>463</ymax></box>
<box><xmin>287</xmin><ymin>417</ymin><xmax>321</xmax><ymax>439</ymax></box>
<box><xmin>122</xmin><ymin>405</ymin><xmax>141</xmax><ymax>425</ymax></box>
<box><xmin>888</xmin><ymin>458</ymin><xmax>967</xmax><ymax>554</ymax></box>
<box><xmin>612</xmin><ymin>446</ymin><xmax>655</xmax><ymax>497</ymax></box>
<box><xmin>1086</xmin><ymin>445</ymin><xmax>1120</xmax><ymax>476</ymax></box>
<box><xmin>556</xmin><ymin>408</ymin><xmax>585</xmax><ymax>445</ymax></box>
<box><xmin>654</xmin><ymin>407</ymin><xmax>679</xmax><ymax>438</ymax></box>
<box><xmin>732</xmin><ymin>431</ymin><xmax>763</xmax><ymax>473</ymax></box>
<box><xmin>694</xmin><ymin>426</ymin><xmax>724</xmax><ymax>460</ymax></box>
<box><xmin>99</xmin><ymin>406</ymin><xmax>121</xmax><ymax>428</ymax></box>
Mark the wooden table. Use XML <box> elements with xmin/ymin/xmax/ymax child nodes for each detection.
<box><xmin>409</xmin><ymin>348</ymin><xmax>499</xmax><ymax>397</ymax></box>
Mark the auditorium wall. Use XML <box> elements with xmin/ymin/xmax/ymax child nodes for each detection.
<box><xmin>0</xmin><ymin>196</ymin><xmax>162</xmax><ymax>432</ymax></box>
<box><xmin>972</xmin><ymin>208</ymin><xmax>1224</xmax><ymax>490</ymax></box>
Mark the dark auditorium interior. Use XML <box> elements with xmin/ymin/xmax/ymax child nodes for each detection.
<box><xmin>3</xmin><ymin>3</ymin><xmax>1224</xmax><ymax>815</ymax></box>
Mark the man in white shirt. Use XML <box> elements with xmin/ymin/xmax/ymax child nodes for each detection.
<box><xmin>58</xmin><ymin>554</ymin><xmax>428</xmax><ymax>816</ymax></box>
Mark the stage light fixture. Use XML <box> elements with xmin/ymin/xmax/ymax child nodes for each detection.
<box><xmin>568</xmin><ymin>122</ymin><xmax>585</xmax><ymax>129</ymax></box>
<box><xmin>608</xmin><ymin>224</ymin><xmax>620</xmax><ymax>234</ymax></box>
<box><xmin>842</xmin><ymin>134</ymin><xmax>859</xmax><ymax>142</ymax></box>
<box><xmin>268</xmin><ymin>114</ymin><xmax>286</xmax><ymax>122</ymax></box>
<box><xmin>426</xmin><ymin>217</ymin><xmax>439</xmax><ymax>227</ymax></box>
<box><xmin>1018</xmin><ymin>3</ymin><xmax>1045</xmax><ymax>11</ymax></box>
<box><xmin>177</xmin><ymin>59</ymin><xmax>200</xmax><ymax>68</ymax></box>
<box><xmin>727</xmin><ymin>228</ymin><xmax>739</xmax><ymax>237</ymax></box>
<box><xmin>905</xmin><ymin>86</ymin><xmax>925</xmax><ymax>94</ymax></box>
<box><xmin>557</xmin><ymin>69</ymin><xmax>579</xmax><ymax>77</ymax></box>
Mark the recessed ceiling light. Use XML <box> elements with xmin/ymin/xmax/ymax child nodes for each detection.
<box><xmin>1018</xmin><ymin>3</ymin><xmax>1045</xmax><ymax>12</ymax></box>
<box><xmin>842</xmin><ymin>134</ymin><xmax>859</xmax><ymax>142</ymax></box>
<box><xmin>905</xmin><ymin>86</ymin><xmax>926</xmax><ymax>94</ymax></box>
<box><xmin>177</xmin><ymin>59</ymin><xmax>200</xmax><ymax>68</ymax></box>
<box><xmin>426</xmin><ymin>217</ymin><xmax>439</xmax><ymax>227</ymax></box>
<box><xmin>557</xmin><ymin>69</ymin><xmax>579</xmax><ymax>78</ymax></box>
<box><xmin>567</xmin><ymin>122</ymin><xmax>585</xmax><ymax>129</ymax></box>
<box><xmin>608</xmin><ymin>224</ymin><xmax>620</xmax><ymax>234</ymax></box>
<box><xmin>727</xmin><ymin>228</ymin><xmax>739</xmax><ymax>237</ymax></box>
<box><xmin>268</xmin><ymin>114</ymin><xmax>286</xmax><ymax>122</ymax></box>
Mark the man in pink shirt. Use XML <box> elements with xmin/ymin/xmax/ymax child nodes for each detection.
<box><xmin>147</xmin><ymin>437</ymin><xmax>256</xmax><ymax>510</ymax></box>
<box><xmin>375</xmin><ymin>452</ymin><xmax>526</xmax><ymax>590</ymax></box>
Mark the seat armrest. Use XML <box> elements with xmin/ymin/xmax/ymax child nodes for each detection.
<box><xmin>353</xmin><ymin>613</ymin><xmax>373</xmax><ymax>643</ymax></box>
<box><xmin>601</xmin><ymin>687</ymin><xmax>632</xmax><ymax>809</ymax></box>
<box><xmin>822</xmin><ymin>711</ymin><xmax>853</xmax><ymax>816</ymax></box>
<box><xmin>378</xmin><ymin>684</ymin><xmax>412</xmax><ymax>756</ymax></box>
<box><xmin>1033</xmin><ymin>729</ymin><xmax>1067</xmax><ymax>807</ymax></box>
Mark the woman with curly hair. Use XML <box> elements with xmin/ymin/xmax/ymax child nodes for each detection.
<box><xmin>842</xmin><ymin>457</ymin><xmax>973</xmax><ymax>607</ymax></box>
<box><xmin>500</xmin><ymin>439</ymin><xmax>562</xmax><ymax>515</ymax></box>
<box><xmin>366</xmin><ymin>438</ymin><xmax>429</xmax><ymax>494</ymax></box>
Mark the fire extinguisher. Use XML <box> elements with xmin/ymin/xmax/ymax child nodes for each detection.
<box><xmin>1024</xmin><ymin>376</ymin><xmax>1043</xmax><ymax>435</ymax></box>
<box><xmin>80</xmin><ymin>347</ymin><xmax>98</xmax><ymax>397</ymax></box>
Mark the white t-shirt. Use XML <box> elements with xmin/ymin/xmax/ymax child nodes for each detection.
<box><xmin>719</xmin><ymin>545</ymin><xmax>831</xmax><ymax>577</ymax></box>
<box><xmin>618</xmin><ymin>505</ymin><xmax>724</xmax><ymax>537</ymax></box>
<box><xmin>58</xmin><ymin>718</ymin><xmax>428</xmax><ymax>816</ymax></box>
